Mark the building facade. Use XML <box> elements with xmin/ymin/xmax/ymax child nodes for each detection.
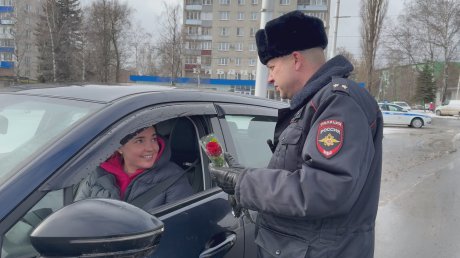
<box><xmin>0</xmin><ymin>0</ymin><xmax>41</xmax><ymax>85</ymax></box>
<box><xmin>182</xmin><ymin>0</ymin><xmax>330</xmax><ymax>93</ymax></box>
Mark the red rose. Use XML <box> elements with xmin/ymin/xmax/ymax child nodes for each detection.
<box><xmin>206</xmin><ymin>141</ymin><xmax>222</xmax><ymax>157</ymax></box>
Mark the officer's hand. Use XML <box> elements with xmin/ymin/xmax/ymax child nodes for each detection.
<box><xmin>209</xmin><ymin>153</ymin><xmax>244</xmax><ymax>195</ymax></box>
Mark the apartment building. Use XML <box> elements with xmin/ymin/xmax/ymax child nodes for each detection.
<box><xmin>0</xmin><ymin>0</ymin><xmax>41</xmax><ymax>85</ymax></box>
<box><xmin>183</xmin><ymin>0</ymin><xmax>330</xmax><ymax>88</ymax></box>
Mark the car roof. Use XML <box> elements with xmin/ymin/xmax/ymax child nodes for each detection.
<box><xmin>0</xmin><ymin>83</ymin><xmax>287</xmax><ymax>108</ymax></box>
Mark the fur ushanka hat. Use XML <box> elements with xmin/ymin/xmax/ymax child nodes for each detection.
<box><xmin>255</xmin><ymin>10</ymin><xmax>328</xmax><ymax>65</ymax></box>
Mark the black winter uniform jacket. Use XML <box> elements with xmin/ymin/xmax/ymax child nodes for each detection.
<box><xmin>235</xmin><ymin>55</ymin><xmax>384</xmax><ymax>258</ymax></box>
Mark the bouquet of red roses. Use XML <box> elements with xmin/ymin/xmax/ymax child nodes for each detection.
<box><xmin>200</xmin><ymin>134</ymin><xmax>227</xmax><ymax>168</ymax></box>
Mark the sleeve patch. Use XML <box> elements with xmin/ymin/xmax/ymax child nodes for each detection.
<box><xmin>316</xmin><ymin>119</ymin><xmax>344</xmax><ymax>159</ymax></box>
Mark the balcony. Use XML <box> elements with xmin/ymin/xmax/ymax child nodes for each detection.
<box><xmin>0</xmin><ymin>61</ymin><xmax>13</xmax><ymax>69</ymax></box>
<box><xmin>296</xmin><ymin>4</ymin><xmax>327</xmax><ymax>11</ymax></box>
<box><xmin>185</xmin><ymin>19</ymin><xmax>202</xmax><ymax>26</ymax></box>
<box><xmin>201</xmin><ymin>50</ymin><xmax>212</xmax><ymax>56</ymax></box>
<box><xmin>0</xmin><ymin>6</ymin><xmax>14</xmax><ymax>13</ymax></box>
<box><xmin>185</xmin><ymin>5</ymin><xmax>202</xmax><ymax>11</ymax></box>
<box><xmin>186</xmin><ymin>34</ymin><xmax>212</xmax><ymax>41</ymax></box>
<box><xmin>184</xmin><ymin>64</ymin><xmax>199</xmax><ymax>71</ymax></box>
<box><xmin>0</xmin><ymin>19</ymin><xmax>13</xmax><ymax>25</ymax></box>
<box><xmin>0</xmin><ymin>47</ymin><xmax>14</xmax><ymax>53</ymax></box>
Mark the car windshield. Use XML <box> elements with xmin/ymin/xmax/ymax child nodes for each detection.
<box><xmin>0</xmin><ymin>94</ymin><xmax>101</xmax><ymax>185</ymax></box>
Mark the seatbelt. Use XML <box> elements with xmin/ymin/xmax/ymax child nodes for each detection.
<box><xmin>130</xmin><ymin>171</ymin><xmax>186</xmax><ymax>209</ymax></box>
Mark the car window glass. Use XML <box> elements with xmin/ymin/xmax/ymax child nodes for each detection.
<box><xmin>0</xmin><ymin>95</ymin><xmax>101</xmax><ymax>187</ymax></box>
<box><xmin>1</xmin><ymin>190</ymin><xmax>63</xmax><ymax>258</ymax></box>
<box><xmin>224</xmin><ymin>115</ymin><xmax>276</xmax><ymax>167</ymax></box>
<box><xmin>388</xmin><ymin>105</ymin><xmax>401</xmax><ymax>112</ymax></box>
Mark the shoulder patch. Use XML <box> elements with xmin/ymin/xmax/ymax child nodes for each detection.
<box><xmin>316</xmin><ymin>119</ymin><xmax>344</xmax><ymax>159</ymax></box>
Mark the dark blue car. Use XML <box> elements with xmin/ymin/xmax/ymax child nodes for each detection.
<box><xmin>0</xmin><ymin>84</ymin><xmax>287</xmax><ymax>257</ymax></box>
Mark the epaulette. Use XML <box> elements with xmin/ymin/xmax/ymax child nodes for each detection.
<box><xmin>331</xmin><ymin>77</ymin><xmax>350</xmax><ymax>95</ymax></box>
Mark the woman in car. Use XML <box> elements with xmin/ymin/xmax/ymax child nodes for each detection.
<box><xmin>74</xmin><ymin>125</ymin><xmax>193</xmax><ymax>210</ymax></box>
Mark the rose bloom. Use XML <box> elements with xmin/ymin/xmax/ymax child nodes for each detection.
<box><xmin>206</xmin><ymin>141</ymin><xmax>222</xmax><ymax>157</ymax></box>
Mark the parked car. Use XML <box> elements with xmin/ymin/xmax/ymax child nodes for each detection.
<box><xmin>391</xmin><ymin>101</ymin><xmax>411</xmax><ymax>111</ymax></box>
<box><xmin>435</xmin><ymin>100</ymin><xmax>460</xmax><ymax>116</ymax></box>
<box><xmin>378</xmin><ymin>103</ymin><xmax>432</xmax><ymax>128</ymax></box>
<box><xmin>0</xmin><ymin>84</ymin><xmax>287</xmax><ymax>257</ymax></box>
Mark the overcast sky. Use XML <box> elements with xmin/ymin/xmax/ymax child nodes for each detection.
<box><xmin>81</xmin><ymin>0</ymin><xmax>406</xmax><ymax>59</ymax></box>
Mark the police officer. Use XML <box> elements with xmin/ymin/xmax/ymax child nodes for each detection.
<box><xmin>209</xmin><ymin>10</ymin><xmax>383</xmax><ymax>258</ymax></box>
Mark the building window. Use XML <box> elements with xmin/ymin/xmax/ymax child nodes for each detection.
<box><xmin>186</xmin><ymin>11</ymin><xmax>201</xmax><ymax>20</ymax></box>
<box><xmin>249</xmin><ymin>58</ymin><xmax>256</xmax><ymax>66</ymax></box>
<box><xmin>217</xmin><ymin>73</ymin><xmax>227</xmax><ymax>79</ymax></box>
<box><xmin>238</xmin><ymin>0</ymin><xmax>245</xmax><ymax>4</ymax></box>
<box><xmin>220</xmin><ymin>0</ymin><xmax>230</xmax><ymax>5</ymax></box>
<box><xmin>220</xmin><ymin>27</ymin><xmax>229</xmax><ymax>36</ymax></box>
<box><xmin>248</xmin><ymin>73</ymin><xmax>255</xmax><ymax>80</ymax></box>
<box><xmin>3</xmin><ymin>53</ymin><xmax>12</xmax><ymax>61</ymax></box>
<box><xmin>203</xmin><ymin>0</ymin><xmax>213</xmax><ymax>4</ymax></box>
<box><xmin>218</xmin><ymin>42</ymin><xmax>230</xmax><ymax>51</ymax></box>
<box><xmin>237</xmin><ymin>12</ymin><xmax>245</xmax><ymax>20</ymax></box>
<box><xmin>236</xmin><ymin>27</ymin><xmax>244</xmax><ymax>37</ymax></box>
<box><xmin>235</xmin><ymin>58</ymin><xmax>241</xmax><ymax>66</ymax></box>
<box><xmin>220</xmin><ymin>11</ymin><xmax>229</xmax><ymax>20</ymax></box>
<box><xmin>251</xmin><ymin>12</ymin><xmax>258</xmax><ymax>20</ymax></box>
<box><xmin>249</xmin><ymin>43</ymin><xmax>256</xmax><ymax>51</ymax></box>
<box><xmin>235</xmin><ymin>43</ymin><xmax>243</xmax><ymax>51</ymax></box>
<box><xmin>185</xmin><ymin>56</ymin><xmax>197</xmax><ymax>64</ymax></box>
<box><xmin>202</xmin><ymin>27</ymin><xmax>211</xmax><ymax>35</ymax></box>
<box><xmin>202</xmin><ymin>41</ymin><xmax>212</xmax><ymax>50</ymax></box>
<box><xmin>187</xmin><ymin>26</ymin><xmax>199</xmax><ymax>35</ymax></box>
<box><xmin>252</xmin><ymin>0</ymin><xmax>258</xmax><ymax>4</ymax></box>
<box><xmin>280</xmin><ymin>0</ymin><xmax>290</xmax><ymax>5</ymax></box>
<box><xmin>250</xmin><ymin>27</ymin><xmax>257</xmax><ymax>37</ymax></box>
<box><xmin>235</xmin><ymin>73</ymin><xmax>242</xmax><ymax>80</ymax></box>
<box><xmin>218</xmin><ymin>58</ymin><xmax>229</xmax><ymax>65</ymax></box>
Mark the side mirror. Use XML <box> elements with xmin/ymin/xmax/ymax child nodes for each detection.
<box><xmin>30</xmin><ymin>198</ymin><xmax>164</xmax><ymax>257</ymax></box>
<box><xmin>0</xmin><ymin>114</ymin><xmax>7</xmax><ymax>134</ymax></box>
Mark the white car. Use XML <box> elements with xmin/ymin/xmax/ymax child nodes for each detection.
<box><xmin>435</xmin><ymin>100</ymin><xmax>460</xmax><ymax>116</ymax></box>
<box><xmin>391</xmin><ymin>101</ymin><xmax>411</xmax><ymax>111</ymax></box>
<box><xmin>378</xmin><ymin>103</ymin><xmax>431</xmax><ymax>128</ymax></box>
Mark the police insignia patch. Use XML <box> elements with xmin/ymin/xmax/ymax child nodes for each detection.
<box><xmin>316</xmin><ymin>119</ymin><xmax>344</xmax><ymax>158</ymax></box>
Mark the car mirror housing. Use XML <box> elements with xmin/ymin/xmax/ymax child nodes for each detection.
<box><xmin>30</xmin><ymin>198</ymin><xmax>164</xmax><ymax>257</ymax></box>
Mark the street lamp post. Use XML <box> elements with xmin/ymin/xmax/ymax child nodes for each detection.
<box><xmin>329</xmin><ymin>0</ymin><xmax>351</xmax><ymax>58</ymax></box>
<box><xmin>255</xmin><ymin>0</ymin><xmax>274</xmax><ymax>98</ymax></box>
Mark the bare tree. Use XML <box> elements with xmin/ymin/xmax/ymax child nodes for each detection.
<box><xmin>129</xmin><ymin>25</ymin><xmax>156</xmax><ymax>75</ymax></box>
<box><xmin>84</xmin><ymin>0</ymin><xmax>132</xmax><ymax>83</ymax></box>
<box><xmin>156</xmin><ymin>2</ymin><xmax>183</xmax><ymax>84</ymax></box>
<box><xmin>360</xmin><ymin>0</ymin><xmax>388</xmax><ymax>96</ymax></box>
<box><xmin>384</xmin><ymin>0</ymin><xmax>460</xmax><ymax>103</ymax></box>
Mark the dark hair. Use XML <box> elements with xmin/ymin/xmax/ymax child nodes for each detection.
<box><xmin>119</xmin><ymin>125</ymin><xmax>156</xmax><ymax>145</ymax></box>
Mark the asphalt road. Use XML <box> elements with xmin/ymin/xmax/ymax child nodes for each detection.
<box><xmin>375</xmin><ymin>117</ymin><xmax>460</xmax><ymax>258</ymax></box>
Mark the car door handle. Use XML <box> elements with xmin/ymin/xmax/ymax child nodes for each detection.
<box><xmin>199</xmin><ymin>232</ymin><xmax>237</xmax><ymax>258</ymax></box>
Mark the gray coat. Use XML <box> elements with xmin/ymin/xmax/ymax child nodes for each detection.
<box><xmin>235</xmin><ymin>55</ymin><xmax>383</xmax><ymax>258</ymax></box>
<box><xmin>74</xmin><ymin>138</ymin><xmax>193</xmax><ymax>211</ymax></box>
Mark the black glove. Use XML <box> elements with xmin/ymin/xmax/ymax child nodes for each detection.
<box><xmin>209</xmin><ymin>153</ymin><xmax>244</xmax><ymax>195</ymax></box>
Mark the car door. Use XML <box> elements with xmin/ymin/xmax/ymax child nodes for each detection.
<box><xmin>1</xmin><ymin>102</ymin><xmax>245</xmax><ymax>258</ymax></box>
<box><xmin>387</xmin><ymin>104</ymin><xmax>405</xmax><ymax>125</ymax></box>
<box><xmin>214</xmin><ymin>102</ymin><xmax>280</xmax><ymax>258</ymax></box>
